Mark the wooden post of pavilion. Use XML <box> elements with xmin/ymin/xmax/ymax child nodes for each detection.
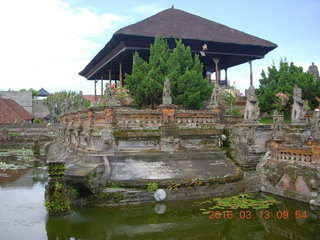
<box><xmin>119</xmin><ymin>61</ymin><xmax>123</xmax><ymax>87</ymax></box>
<box><xmin>225</xmin><ymin>68</ymin><xmax>228</xmax><ymax>86</ymax></box>
<box><xmin>132</xmin><ymin>52</ymin><xmax>136</xmax><ymax>65</ymax></box>
<box><xmin>109</xmin><ymin>70</ymin><xmax>112</xmax><ymax>86</ymax></box>
<box><xmin>94</xmin><ymin>80</ymin><xmax>98</xmax><ymax>102</ymax></box>
<box><xmin>213</xmin><ymin>58</ymin><xmax>220</xmax><ymax>85</ymax></box>
<box><xmin>248</xmin><ymin>60</ymin><xmax>253</xmax><ymax>87</ymax></box>
<box><xmin>101</xmin><ymin>76</ymin><xmax>103</xmax><ymax>100</ymax></box>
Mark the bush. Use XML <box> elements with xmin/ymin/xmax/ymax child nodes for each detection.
<box><xmin>33</xmin><ymin>118</ymin><xmax>43</xmax><ymax>124</ymax></box>
<box><xmin>147</xmin><ymin>182</ymin><xmax>159</xmax><ymax>192</ymax></box>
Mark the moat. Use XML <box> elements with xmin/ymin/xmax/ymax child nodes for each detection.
<box><xmin>0</xmin><ymin>166</ymin><xmax>319</xmax><ymax>240</ymax></box>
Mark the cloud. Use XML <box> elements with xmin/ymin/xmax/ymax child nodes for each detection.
<box><xmin>0</xmin><ymin>0</ymin><xmax>132</xmax><ymax>94</ymax></box>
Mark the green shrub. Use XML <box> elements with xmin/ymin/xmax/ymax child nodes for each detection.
<box><xmin>147</xmin><ymin>182</ymin><xmax>159</xmax><ymax>192</ymax></box>
<box><xmin>33</xmin><ymin>118</ymin><xmax>43</xmax><ymax>124</ymax></box>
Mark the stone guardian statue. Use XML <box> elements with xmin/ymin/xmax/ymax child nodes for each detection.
<box><xmin>208</xmin><ymin>84</ymin><xmax>219</xmax><ymax>109</ymax></box>
<box><xmin>162</xmin><ymin>77</ymin><xmax>172</xmax><ymax>105</ymax></box>
<box><xmin>291</xmin><ymin>85</ymin><xmax>306</xmax><ymax>123</ymax></box>
<box><xmin>244</xmin><ymin>86</ymin><xmax>260</xmax><ymax>123</ymax></box>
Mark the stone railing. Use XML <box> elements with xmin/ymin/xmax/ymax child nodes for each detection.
<box><xmin>60</xmin><ymin>107</ymin><xmax>220</xmax><ymax>130</ymax></box>
<box><xmin>278</xmin><ymin>149</ymin><xmax>313</xmax><ymax>163</ymax></box>
<box><xmin>175</xmin><ymin>110</ymin><xmax>217</xmax><ymax>124</ymax></box>
<box><xmin>116</xmin><ymin>110</ymin><xmax>161</xmax><ymax>128</ymax></box>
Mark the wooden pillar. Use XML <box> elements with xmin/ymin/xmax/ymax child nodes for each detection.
<box><xmin>225</xmin><ymin>68</ymin><xmax>228</xmax><ymax>86</ymax></box>
<box><xmin>132</xmin><ymin>52</ymin><xmax>136</xmax><ymax>65</ymax></box>
<box><xmin>248</xmin><ymin>60</ymin><xmax>253</xmax><ymax>87</ymax></box>
<box><xmin>109</xmin><ymin>70</ymin><xmax>112</xmax><ymax>86</ymax></box>
<box><xmin>94</xmin><ymin>80</ymin><xmax>97</xmax><ymax>102</ymax></box>
<box><xmin>101</xmin><ymin>76</ymin><xmax>103</xmax><ymax>99</ymax></box>
<box><xmin>213</xmin><ymin>58</ymin><xmax>220</xmax><ymax>85</ymax></box>
<box><xmin>119</xmin><ymin>61</ymin><xmax>123</xmax><ymax>86</ymax></box>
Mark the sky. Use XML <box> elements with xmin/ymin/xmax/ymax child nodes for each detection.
<box><xmin>0</xmin><ymin>0</ymin><xmax>319</xmax><ymax>95</ymax></box>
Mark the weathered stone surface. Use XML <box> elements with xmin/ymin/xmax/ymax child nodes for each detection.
<box><xmin>106</xmin><ymin>152</ymin><xmax>240</xmax><ymax>184</ymax></box>
<box><xmin>229</xmin><ymin>125</ymin><xmax>270</xmax><ymax>170</ymax></box>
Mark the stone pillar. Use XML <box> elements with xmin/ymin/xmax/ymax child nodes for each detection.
<box><xmin>45</xmin><ymin>162</ymin><xmax>70</xmax><ymax>216</ymax></box>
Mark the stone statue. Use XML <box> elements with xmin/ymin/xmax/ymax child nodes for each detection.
<box><xmin>311</xmin><ymin>110</ymin><xmax>320</xmax><ymax>140</ymax></box>
<box><xmin>244</xmin><ymin>86</ymin><xmax>260</xmax><ymax>123</ymax></box>
<box><xmin>272</xmin><ymin>110</ymin><xmax>283</xmax><ymax>132</ymax></box>
<box><xmin>162</xmin><ymin>77</ymin><xmax>172</xmax><ymax>105</ymax></box>
<box><xmin>291</xmin><ymin>85</ymin><xmax>306</xmax><ymax>123</ymax></box>
<box><xmin>271</xmin><ymin>110</ymin><xmax>285</xmax><ymax>139</ymax></box>
<box><xmin>105</xmin><ymin>84</ymin><xmax>120</xmax><ymax>107</ymax></box>
<box><xmin>308</xmin><ymin>62</ymin><xmax>319</xmax><ymax>78</ymax></box>
<box><xmin>79</xmin><ymin>91</ymin><xmax>86</xmax><ymax>111</ymax></box>
<box><xmin>208</xmin><ymin>84</ymin><xmax>219</xmax><ymax>108</ymax></box>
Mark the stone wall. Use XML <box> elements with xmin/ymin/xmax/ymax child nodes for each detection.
<box><xmin>51</xmin><ymin>107</ymin><xmax>320</xmax><ymax>206</ymax></box>
<box><xmin>229</xmin><ymin>124</ymin><xmax>271</xmax><ymax>170</ymax></box>
<box><xmin>32</xmin><ymin>99</ymin><xmax>50</xmax><ymax>118</ymax></box>
<box><xmin>258</xmin><ymin>125</ymin><xmax>320</xmax><ymax>206</ymax></box>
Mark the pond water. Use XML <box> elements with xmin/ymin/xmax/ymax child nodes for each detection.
<box><xmin>0</xmin><ymin>160</ymin><xmax>319</xmax><ymax>239</ymax></box>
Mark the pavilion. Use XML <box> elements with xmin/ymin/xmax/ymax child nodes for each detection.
<box><xmin>79</xmin><ymin>7</ymin><xmax>277</xmax><ymax>100</ymax></box>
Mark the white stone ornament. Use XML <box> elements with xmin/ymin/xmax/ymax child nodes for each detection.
<box><xmin>154</xmin><ymin>189</ymin><xmax>166</xmax><ymax>202</ymax></box>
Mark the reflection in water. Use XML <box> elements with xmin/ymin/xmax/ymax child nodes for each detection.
<box><xmin>0</xmin><ymin>168</ymin><xmax>320</xmax><ymax>240</ymax></box>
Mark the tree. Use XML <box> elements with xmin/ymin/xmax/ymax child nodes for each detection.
<box><xmin>44</xmin><ymin>91</ymin><xmax>90</xmax><ymax>116</ymax></box>
<box><xmin>125</xmin><ymin>36</ymin><xmax>170</xmax><ymax>108</ymax></box>
<box><xmin>168</xmin><ymin>39</ymin><xmax>212</xmax><ymax>109</ymax></box>
<box><xmin>256</xmin><ymin>59</ymin><xmax>320</xmax><ymax>115</ymax></box>
<box><xmin>125</xmin><ymin>37</ymin><xmax>212</xmax><ymax>109</ymax></box>
<box><xmin>20</xmin><ymin>88</ymin><xmax>39</xmax><ymax>98</ymax></box>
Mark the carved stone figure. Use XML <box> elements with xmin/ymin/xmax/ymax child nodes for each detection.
<box><xmin>105</xmin><ymin>84</ymin><xmax>120</xmax><ymax>107</ymax></box>
<box><xmin>291</xmin><ymin>85</ymin><xmax>306</xmax><ymax>123</ymax></box>
<box><xmin>208</xmin><ymin>84</ymin><xmax>219</xmax><ymax>108</ymax></box>
<box><xmin>308</xmin><ymin>62</ymin><xmax>319</xmax><ymax>78</ymax></box>
<box><xmin>79</xmin><ymin>91</ymin><xmax>86</xmax><ymax>111</ymax></box>
<box><xmin>162</xmin><ymin>77</ymin><xmax>172</xmax><ymax>105</ymax></box>
<box><xmin>311</xmin><ymin>110</ymin><xmax>320</xmax><ymax>140</ymax></box>
<box><xmin>244</xmin><ymin>86</ymin><xmax>260</xmax><ymax>123</ymax></box>
<box><xmin>271</xmin><ymin>110</ymin><xmax>284</xmax><ymax>139</ymax></box>
<box><xmin>272</xmin><ymin>110</ymin><xmax>283</xmax><ymax>132</ymax></box>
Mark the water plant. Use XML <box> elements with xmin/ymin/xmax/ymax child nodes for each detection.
<box><xmin>45</xmin><ymin>182</ymin><xmax>70</xmax><ymax>215</ymax></box>
<box><xmin>196</xmin><ymin>194</ymin><xmax>279</xmax><ymax>214</ymax></box>
<box><xmin>147</xmin><ymin>182</ymin><xmax>159</xmax><ymax>192</ymax></box>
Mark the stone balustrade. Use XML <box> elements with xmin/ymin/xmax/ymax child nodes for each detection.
<box><xmin>278</xmin><ymin>149</ymin><xmax>313</xmax><ymax>163</ymax></box>
<box><xmin>60</xmin><ymin>107</ymin><xmax>219</xmax><ymax>130</ymax></box>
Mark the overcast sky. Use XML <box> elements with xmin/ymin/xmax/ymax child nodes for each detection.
<box><xmin>0</xmin><ymin>0</ymin><xmax>319</xmax><ymax>94</ymax></box>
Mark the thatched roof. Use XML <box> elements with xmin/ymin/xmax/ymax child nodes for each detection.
<box><xmin>115</xmin><ymin>8</ymin><xmax>276</xmax><ymax>48</ymax></box>
<box><xmin>80</xmin><ymin>8</ymin><xmax>277</xmax><ymax>80</ymax></box>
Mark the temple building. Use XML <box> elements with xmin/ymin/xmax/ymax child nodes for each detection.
<box><xmin>79</xmin><ymin>8</ymin><xmax>277</xmax><ymax>99</ymax></box>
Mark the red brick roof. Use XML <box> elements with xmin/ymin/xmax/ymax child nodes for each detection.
<box><xmin>0</xmin><ymin>98</ymin><xmax>34</xmax><ymax>123</ymax></box>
